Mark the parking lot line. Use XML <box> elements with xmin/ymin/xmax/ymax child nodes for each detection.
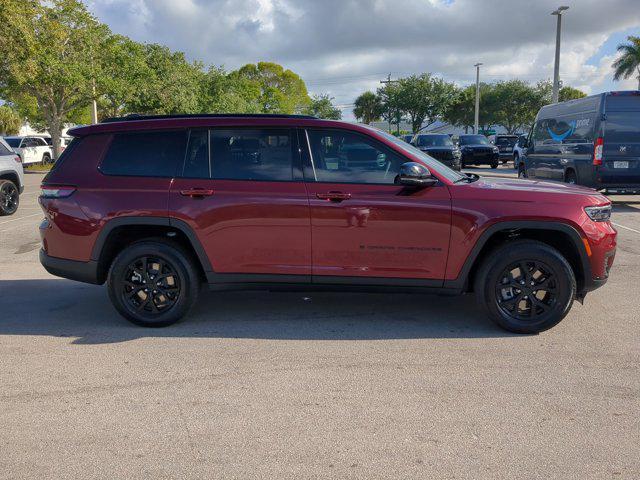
<box><xmin>612</xmin><ymin>222</ymin><xmax>640</xmax><ymax>234</ymax></box>
<box><xmin>0</xmin><ymin>212</ymin><xmax>42</xmax><ymax>226</ymax></box>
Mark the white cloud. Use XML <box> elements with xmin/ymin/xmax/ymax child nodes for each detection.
<box><xmin>87</xmin><ymin>0</ymin><xmax>640</xmax><ymax>118</ymax></box>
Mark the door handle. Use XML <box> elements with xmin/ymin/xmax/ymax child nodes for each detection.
<box><xmin>316</xmin><ymin>191</ymin><xmax>352</xmax><ymax>202</ymax></box>
<box><xmin>180</xmin><ymin>188</ymin><xmax>214</xmax><ymax>198</ymax></box>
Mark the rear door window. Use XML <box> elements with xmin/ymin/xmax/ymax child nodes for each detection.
<box><xmin>210</xmin><ymin>129</ymin><xmax>294</xmax><ymax>181</ymax></box>
<box><xmin>100</xmin><ymin>130</ymin><xmax>187</xmax><ymax>177</ymax></box>
<box><xmin>605</xmin><ymin>111</ymin><xmax>640</xmax><ymax>143</ymax></box>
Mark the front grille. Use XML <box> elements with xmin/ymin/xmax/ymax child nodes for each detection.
<box><xmin>429</xmin><ymin>150</ymin><xmax>453</xmax><ymax>161</ymax></box>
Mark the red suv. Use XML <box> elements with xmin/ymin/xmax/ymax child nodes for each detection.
<box><xmin>39</xmin><ymin>114</ymin><xmax>617</xmax><ymax>333</ymax></box>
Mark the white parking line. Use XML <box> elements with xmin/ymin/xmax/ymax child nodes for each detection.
<box><xmin>612</xmin><ymin>222</ymin><xmax>640</xmax><ymax>234</ymax></box>
<box><xmin>0</xmin><ymin>212</ymin><xmax>42</xmax><ymax>226</ymax></box>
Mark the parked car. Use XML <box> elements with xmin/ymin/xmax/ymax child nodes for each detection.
<box><xmin>489</xmin><ymin>134</ymin><xmax>519</xmax><ymax>164</ymax></box>
<box><xmin>39</xmin><ymin>114</ymin><xmax>617</xmax><ymax>333</ymax></box>
<box><xmin>400</xmin><ymin>134</ymin><xmax>414</xmax><ymax>143</ymax></box>
<box><xmin>0</xmin><ymin>137</ymin><xmax>24</xmax><ymax>216</ymax></box>
<box><xmin>3</xmin><ymin>136</ymin><xmax>52</xmax><ymax>165</ymax></box>
<box><xmin>457</xmin><ymin>134</ymin><xmax>500</xmax><ymax>168</ymax></box>
<box><xmin>41</xmin><ymin>135</ymin><xmax>72</xmax><ymax>157</ymax></box>
<box><xmin>518</xmin><ymin>91</ymin><xmax>640</xmax><ymax>193</ymax></box>
<box><xmin>412</xmin><ymin>133</ymin><xmax>462</xmax><ymax>170</ymax></box>
<box><xmin>512</xmin><ymin>134</ymin><xmax>528</xmax><ymax>169</ymax></box>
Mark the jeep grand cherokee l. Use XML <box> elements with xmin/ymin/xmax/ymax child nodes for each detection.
<box><xmin>39</xmin><ymin>114</ymin><xmax>617</xmax><ymax>333</ymax></box>
<box><xmin>412</xmin><ymin>133</ymin><xmax>462</xmax><ymax>170</ymax></box>
<box><xmin>458</xmin><ymin>134</ymin><xmax>500</xmax><ymax>168</ymax></box>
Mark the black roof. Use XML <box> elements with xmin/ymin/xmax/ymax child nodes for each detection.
<box><xmin>101</xmin><ymin>113</ymin><xmax>317</xmax><ymax>123</ymax></box>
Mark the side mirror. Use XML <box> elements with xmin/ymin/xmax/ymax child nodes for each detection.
<box><xmin>396</xmin><ymin>162</ymin><xmax>438</xmax><ymax>188</ymax></box>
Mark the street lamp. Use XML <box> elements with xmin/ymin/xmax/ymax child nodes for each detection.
<box><xmin>551</xmin><ymin>6</ymin><xmax>569</xmax><ymax>103</ymax></box>
<box><xmin>474</xmin><ymin>63</ymin><xmax>482</xmax><ymax>134</ymax></box>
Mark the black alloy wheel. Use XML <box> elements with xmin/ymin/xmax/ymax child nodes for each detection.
<box><xmin>0</xmin><ymin>180</ymin><xmax>19</xmax><ymax>216</ymax></box>
<box><xmin>495</xmin><ymin>260</ymin><xmax>558</xmax><ymax>321</ymax></box>
<box><xmin>121</xmin><ymin>255</ymin><xmax>181</xmax><ymax>317</ymax></box>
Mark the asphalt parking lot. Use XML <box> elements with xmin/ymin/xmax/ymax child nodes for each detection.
<box><xmin>1</xmin><ymin>167</ymin><xmax>639</xmax><ymax>479</ymax></box>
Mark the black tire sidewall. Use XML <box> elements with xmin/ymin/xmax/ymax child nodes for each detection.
<box><xmin>107</xmin><ymin>241</ymin><xmax>199</xmax><ymax>327</ymax></box>
<box><xmin>477</xmin><ymin>241</ymin><xmax>576</xmax><ymax>334</ymax></box>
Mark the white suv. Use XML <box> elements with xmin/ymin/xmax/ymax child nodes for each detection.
<box><xmin>0</xmin><ymin>137</ymin><xmax>24</xmax><ymax>216</ymax></box>
<box><xmin>3</xmin><ymin>135</ymin><xmax>52</xmax><ymax>165</ymax></box>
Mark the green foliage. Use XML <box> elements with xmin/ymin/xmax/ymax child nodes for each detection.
<box><xmin>303</xmin><ymin>94</ymin><xmax>341</xmax><ymax>119</ymax></box>
<box><xmin>234</xmin><ymin>62</ymin><xmax>311</xmax><ymax>114</ymax></box>
<box><xmin>491</xmin><ymin>80</ymin><xmax>539</xmax><ymax>134</ymax></box>
<box><xmin>394</xmin><ymin>74</ymin><xmax>457</xmax><ymax>133</ymax></box>
<box><xmin>0</xmin><ymin>105</ymin><xmax>22</xmax><ymax>135</ymax></box>
<box><xmin>612</xmin><ymin>35</ymin><xmax>640</xmax><ymax>88</ymax></box>
<box><xmin>353</xmin><ymin>91</ymin><xmax>384</xmax><ymax>124</ymax></box>
<box><xmin>559</xmin><ymin>86</ymin><xmax>587</xmax><ymax>102</ymax></box>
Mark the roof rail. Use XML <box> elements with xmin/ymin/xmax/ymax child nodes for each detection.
<box><xmin>100</xmin><ymin>113</ymin><xmax>318</xmax><ymax>123</ymax></box>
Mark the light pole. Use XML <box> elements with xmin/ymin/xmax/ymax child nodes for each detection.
<box><xmin>474</xmin><ymin>63</ymin><xmax>482</xmax><ymax>134</ymax></box>
<box><xmin>551</xmin><ymin>6</ymin><xmax>569</xmax><ymax>103</ymax></box>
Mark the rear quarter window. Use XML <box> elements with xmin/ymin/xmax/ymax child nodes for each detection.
<box><xmin>100</xmin><ymin>130</ymin><xmax>187</xmax><ymax>177</ymax></box>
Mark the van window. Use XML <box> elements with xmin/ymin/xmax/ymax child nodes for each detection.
<box><xmin>100</xmin><ymin>131</ymin><xmax>187</xmax><ymax>177</ymax></box>
<box><xmin>532</xmin><ymin>116</ymin><xmax>595</xmax><ymax>146</ymax></box>
<box><xmin>605</xmin><ymin>111</ymin><xmax>640</xmax><ymax>143</ymax></box>
<box><xmin>210</xmin><ymin>129</ymin><xmax>294</xmax><ymax>181</ymax></box>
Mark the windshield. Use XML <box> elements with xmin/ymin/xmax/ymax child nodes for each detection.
<box><xmin>459</xmin><ymin>135</ymin><xmax>489</xmax><ymax>145</ymax></box>
<box><xmin>417</xmin><ymin>135</ymin><xmax>453</xmax><ymax>147</ymax></box>
<box><xmin>367</xmin><ymin>127</ymin><xmax>466</xmax><ymax>182</ymax></box>
<box><xmin>495</xmin><ymin>136</ymin><xmax>517</xmax><ymax>147</ymax></box>
<box><xmin>4</xmin><ymin>138</ymin><xmax>21</xmax><ymax>147</ymax></box>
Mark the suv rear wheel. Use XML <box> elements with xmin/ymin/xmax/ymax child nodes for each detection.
<box><xmin>107</xmin><ymin>240</ymin><xmax>200</xmax><ymax>327</ymax></box>
<box><xmin>0</xmin><ymin>179</ymin><xmax>19</xmax><ymax>216</ymax></box>
<box><xmin>475</xmin><ymin>240</ymin><xmax>576</xmax><ymax>333</ymax></box>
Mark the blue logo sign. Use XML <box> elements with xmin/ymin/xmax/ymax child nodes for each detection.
<box><xmin>547</xmin><ymin>120</ymin><xmax>576</xmax><ymax>142</ymax></box>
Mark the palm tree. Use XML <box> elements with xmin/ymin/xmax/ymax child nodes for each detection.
<box><xmin>353</xmin><ymin>91</ymin><xmax>383</xmax><ymax>124</ymax></box>
<box><xmin>612</xmin><ymin>35</ymin><xmax>640</xmax><ymax>90</ymax></box>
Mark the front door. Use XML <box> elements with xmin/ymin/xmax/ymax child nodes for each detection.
<box><xmin>169</xmin><ymin>128</ymin><xmax>311</xmax><ymax>281</ymax></box>
<box><xmin>300</xmin><ymin>128</ymin><xmax>451</xmax><ymax>284</ymax></box>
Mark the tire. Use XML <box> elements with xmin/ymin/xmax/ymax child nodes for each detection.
<box><xmin>490</xmin><ymin>161</ymin><xmax>499</xmax><ymax>169</ymax></box>
<box><xmin>0</xmin><ymin>179</ymin><xmax>19</xmax><ymax>216</ymax></box>
<box><xmin>564</xmin><ymin>170</ymin><xmax>577</xmax><ymax>185</ymax></box>
<box><xmin>513</xmin><ymin>153</ymin><xmax>519</xmax><ymax>169</ymax></box>
<box><xmin>517</xmin><ymin>163</ymin><xmax>527</xmax><ymax>178</ymax></box>
<box><xmin>107</xmin><ymin>240</ymin><xmax>200</xmax><ymax>327</ymax></box>
<box><xmin>475</xmin><ymin>240</ymin><xmax>576</xmax><ymax>334</ymax></box>
<box><xmin>42</xmin><ymin>153</ymin><xmax>52</xmax><ymax>165</ymax></box>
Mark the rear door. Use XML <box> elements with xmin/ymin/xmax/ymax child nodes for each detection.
<box><xmin>169</xmin><ymin>127</ymin><xmax>311</xmax><ymax>281</ymax></box>
<box><xmin>21</xmin><ymin>138</ymin><xmax>39</xmax><ymax>164</ymax></box>
<box><xmin>301</xmin><ymin>128</ymin><xmax>451</xmax><ymax>284</ymax></box>
<box><xmin>601</xmin><ymin>97</ymin><xmax>640</xmax><ymax>187</ymax></box>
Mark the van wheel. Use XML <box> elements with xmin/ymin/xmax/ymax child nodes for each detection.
<box><xmin>513</xmin><ymin>153</ymin><xmax>519</xmax><ymax>169</ymax></box>
<box><xmin>0</xmin><ymin>179</ymin><xmax>19</xmax><ymax>216</ymax></box>
<box><xmin>107</xmin><ymin>241</ymin><xmax>200</xmax><ymax>327</ymax></box>
<box><xmin>518</xmin><ymin>164</ymin><xmax>527</xmax><ymax>178</ymax></box>
<box><xmin>475</xmin><ymin>240</ymin><xmax>576</xmax><ymax>334</ymax></box>
<box><xmin>565</xmin><ymin>170</ymin><xmax>577</xmax><ymax>184</ymax></box>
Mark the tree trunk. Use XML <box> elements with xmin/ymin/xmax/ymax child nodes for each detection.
<box><xmin>48</xmin><ymin>116</ymin><xmax>63</xmax><ymax>160</ymax></box>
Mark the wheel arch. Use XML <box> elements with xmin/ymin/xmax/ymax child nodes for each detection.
<box><xmin>91</xmin><ymin>216</ymin><xmax>212</xmax><ymax>284</ymax></box>
<box><xmin>0</xmin><ymin>170</ymin><xmax>20</xmax><ymax>188</ymax></box>
<box><xmin>445</xmin><ymin>221</ymin><xmax>592</xmax><ymax>295</ymax></box>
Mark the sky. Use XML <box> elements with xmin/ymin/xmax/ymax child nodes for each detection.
<box><xmin>86</xmin><ymin>0</ymin><xmax>640</xmax><ymax>120</ymax></box>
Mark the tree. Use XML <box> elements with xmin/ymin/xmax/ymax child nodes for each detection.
<box><xmin>353</xmin><ymin>91</ymin><xmax>383</xmax><ymax>124</ymax></box>
<box><xmin>304</xmin><ymin>94</ymin><xmax>341</xmax><ymax>119</ymax></box>
<box><xmin>559</xmin><ymin>86</ymin><xmax>587</xmax><ymax>102</ymax></box>
<box><xmin>0</xmin><ymin>105</ymin><xmax>21</xmax><ymax>135</ymax></box>
<box><xmin>234</xmin><ymin>62</ymin><xmax>310</xmax><ymax>114</ymax></box>
<box><xmin>201</xmin><ymin>67</ymin><xmax>261</xmax><ymax>113</ymax></box>
<box><xmin>443</xmin><ymin>85</ymin><xmax>476</xmax><ymax>132</ymax></box>
<box><xmin>613</xmin><ymin>35</ymin><xmax>640</xmax><ymax>90</ymax></box>
<box><xmin>492</xmin><ymin>80</ymin><xmax>539</xmax><ymax>134</ymax></box>
<box><xmin>395</xmin><ymin>74</ymin><xmax>458</xmax><ymax>133</ymax></box>
<box><xmin>0</xmin><ymin>0</ymin><xmax>109</xmax><ymax>158</ymax></box>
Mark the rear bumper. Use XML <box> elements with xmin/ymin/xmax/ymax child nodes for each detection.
<box><xmin>40</xmin><ymin>249</ymin><xmax>101</xmax><ymax>285</ymax></box>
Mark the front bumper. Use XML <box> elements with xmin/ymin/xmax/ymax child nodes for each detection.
<box><xmin>40</xmin><ymin>249</ymin><xmax>101</xmax><ymax>285</ymax></box>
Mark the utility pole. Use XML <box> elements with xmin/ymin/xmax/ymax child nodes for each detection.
<box><xmin>91</xmin><ymin>81</ymin><xmax>98</xmax><ymax>124</ymax></box>
<box><xmin>474</xmin><ymin>63</ymin><xmax>482</xmax><ymax>134</ymax></box>
<box><xmin>551</xmin><ymin>6</ymin><xmax>569</xmax><ymax>103</ymax></box>
<box><xmin>380</xmin><ymin>74</ymin><xmax>400</xmax><ymax>134</ymax></box>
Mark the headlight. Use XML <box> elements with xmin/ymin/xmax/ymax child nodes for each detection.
<box><xmin>584</xmin><ymin>205</ymin><xmax>611</xmax><ymax>222</ymax></box>
<box><xmin>492</xmin><ymin>146</ymin><xmax>499</xmax><ymax>152</ymax></box>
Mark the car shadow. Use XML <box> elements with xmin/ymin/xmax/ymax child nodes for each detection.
<box><xmin>611</xmin><ymin>202</ymin><xmax>640</xmax><ymax>213</ymax></box>
<box><xmin>0</xmin><ymin>279</ymin><xmax>516</xmax><ymax>345</ymax></box>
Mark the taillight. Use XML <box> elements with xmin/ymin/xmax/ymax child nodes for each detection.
<box><xmin>14</xmin><ymin>155</ymin><xmax>21</xmax><ymax>164</ymax></box>
<box><xmin>593</xmin><ymin>137</ymin><xmax>603</xmax><ymax>166</ymax></box>
<box><xmin>40</xmin><ymin>185</ymin><xmax>76</xmax><ymax>198</ymax></box>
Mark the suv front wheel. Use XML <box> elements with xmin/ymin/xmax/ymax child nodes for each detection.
<box><xmin>475</xmin><ymin>240</ymin><xmax>576</xmax><ymax>333</ymax></box>
<box><xmin>107</xmin><ymin>240</ymin><xmax>200</xmax><ymax>327</ymax></box>
<box><xmin>0</xmin><ymin>179</ymin><xmax>19</xmax><ymax>216</ymax></box>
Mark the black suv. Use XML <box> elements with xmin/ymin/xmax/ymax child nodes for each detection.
<box><xmin>412</xmin><ymin>134</ymin><xmax>461</xmax><ymax>170</ymax></box>
<box><xmin>458</xmin><ymin>135</ymin><xmax>500</xmax><ymax>168</ymax></box>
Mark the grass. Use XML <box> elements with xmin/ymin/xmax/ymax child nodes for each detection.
<box><xmin>23</xmin><ymin>163</ymin><xmax>52</xmax><ymax>172</ymax></box>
